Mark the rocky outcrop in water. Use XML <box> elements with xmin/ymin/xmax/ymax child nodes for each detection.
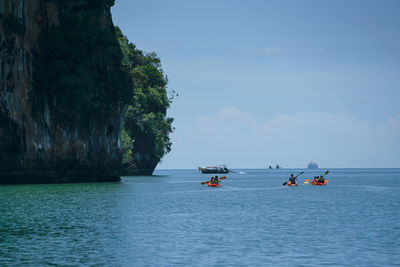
<box><xmin>0</xmin><ymin>0</ymin><xmax>132</xmax><ymax>184</ymax></box>
<box><xmin>116</xmin><ymin>27</ymin><xmax>174</xmax><ymax>176</ymax></box>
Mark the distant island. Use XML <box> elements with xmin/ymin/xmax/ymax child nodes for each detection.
<box><xmin>308</xmin><ymin>162</ymin><xmax>318</xmax><ymax>169</ymax></box>
<box><xmin>268</xmin><ymin>164</ymin><xmax>281</xmax><ymax>169</ymax></box>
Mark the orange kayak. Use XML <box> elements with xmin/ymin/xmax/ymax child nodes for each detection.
<box><xmin>287</xmin><ymin>182</ymin><xmax>298</xmax><ymax>186</ymax></box>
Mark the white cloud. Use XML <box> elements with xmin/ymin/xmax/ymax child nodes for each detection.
<box><xmin>161</xmin><ymin>107</ymin><xmax>400</xmax><ymax>168</ymax></box>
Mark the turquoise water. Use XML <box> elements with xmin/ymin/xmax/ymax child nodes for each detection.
<box><xmin>1</xmin><ymin>169</ymin><xmax>399</xmax><ymax>266</ymax></box>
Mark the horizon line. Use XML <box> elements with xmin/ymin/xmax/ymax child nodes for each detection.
<box><xmin>155</xmin><ymin>167</ymin><xmax>400</xmax><ymax>170</ymax></box>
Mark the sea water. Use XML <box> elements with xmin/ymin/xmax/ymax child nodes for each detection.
<box><xmin>0</xmin><ymin>169</ymin><xmax>399</xmax><ymax>266</ymax></box>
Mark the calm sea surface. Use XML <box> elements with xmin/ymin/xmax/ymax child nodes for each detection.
<box><xmin>1</xmin><ymin>169</ymin><xmax>399</xmax><ymax>266</ymax></box>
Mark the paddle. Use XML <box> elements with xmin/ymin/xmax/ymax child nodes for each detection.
<box><xmin>283</xmin><ymin>172</ymin><xmax>304</xmax><ymax>185</ymax></box>
<box><xmin>201</xmin><ymin>176</ymin><xmax>226</xmax><ymax>185</ymax></box>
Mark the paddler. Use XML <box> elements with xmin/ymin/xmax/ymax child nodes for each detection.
<box><xmin>210</xmin><ymin>176</ymin><xmax>215</xmax><ymax>184</ymax></box>
<box><xmin>318</xmin><ymin>175</ymin><xmax>325</xmax><ymax>183</ymax></box>
<box><xmin>288</xmin><ymin>174</ymin><xmax>296</xmax><ymax>185</ymax></box>
<box><xmin>214</xmin><ymin>175</ymin><xmax>220</xmax><ymax>185</ymax></box>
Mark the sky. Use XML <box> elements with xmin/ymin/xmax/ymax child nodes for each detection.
<box><xmin>111</xmin><ymin>0</ymin><xmax>400</xmax><ymax>169</ymax></box>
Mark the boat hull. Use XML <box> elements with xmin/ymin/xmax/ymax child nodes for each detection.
<box><xmin>199</xmin><ymin>167</ymin><xmax>229</xmax><ymax>174</ymax></box>
<box><xmin>208</xmin><ymin>183</ymin><xmax>221</xmax><ymax>187</ymax></box>
<box><xmin>311</xmin><ymin>181</ymin><xmax>327</xmax><ymax>185</ymax></box>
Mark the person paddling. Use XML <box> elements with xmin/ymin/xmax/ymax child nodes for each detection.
<box><xmin>210</xmin><ymin>176</ymin><xmax>215</xmax><ymax>184</ymax></box>
<box><xmin>288</xmin><ymin>174</ymin><xmax>297</xmax><ymax>185</ymax></box>
<box><xmin>282</xmin><ymin>171</ymin><xmax>303</xmax><ymax>186</ymax></box>
<box><xmin>214</xmin><ymin>175</ymin><xmax>220</xmax><ymax>185</ymax></box>
<box><xmin>318</xmin><ymin>175</ymin><xmax>325</xmax><ymax>183</ymax></box>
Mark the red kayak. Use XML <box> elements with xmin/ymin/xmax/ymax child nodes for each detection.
<box><xmin>208</xmin><ymin>183</ymin><xmax>221</xmax><ymax>187</ymax></box>
<box><xmin>311</xmin><ymin>181</ymin><xmax>327</xmax><ymax>185</ymax></box>
<box><xmin>287</xmin><ymin>182</ymin><xmax>298</xmax><ymax>186</ymax></box>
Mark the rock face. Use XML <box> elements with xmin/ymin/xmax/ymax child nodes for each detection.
<box><xmin>133</xmin><ymin>146</ymin><xmax>160</xmax><ymax>176</ymax></box>
<box><xmin>0</xmin><ymin>0</ymin><xmax>132</xmax><ymax>184</ymax></box>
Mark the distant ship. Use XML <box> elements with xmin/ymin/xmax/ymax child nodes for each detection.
<box><xmin>308</xmin><ymin>162</ymin><xmax>318</xmax><ymax>169</ymax></box>
<box><xmin>198</xmin><ymin>165</ymin><xmax>230</xmax><ymax>174</ymax></box>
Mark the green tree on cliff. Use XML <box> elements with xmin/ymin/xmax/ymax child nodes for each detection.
<box><xmin>116</xmin><ymin>27</ymin><xmax>174</xmax><ymax>174</ymax></box>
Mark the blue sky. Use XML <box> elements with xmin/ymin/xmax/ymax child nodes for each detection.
<box><xmin>112</xmin><ymin>0</ymin><xmax>400</xmax><ymax>168</ymax></box>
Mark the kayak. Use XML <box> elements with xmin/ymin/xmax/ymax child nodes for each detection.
<box><xmin>287</xmin><ymin>182</ymin><xmax>298</xmax><ymax>186</ymax></box>
<box><xmin>208</xmin><ymin>183</ymin><xmax>221</xmax><ymax>187</ymax></box>
<box><xmin>311</xmin><ymin>181</ymin><xmax>327</xmax><ymax>185</ymax></box>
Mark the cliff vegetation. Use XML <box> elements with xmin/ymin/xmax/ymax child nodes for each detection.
<box><xmin>116</xmin><ymin>27</ymin><xmax>175</xmax><ymax>175</ymax></box>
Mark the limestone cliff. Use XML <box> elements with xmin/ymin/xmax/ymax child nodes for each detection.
<box><xmin>0</xmin><ymin>0</ymin><xmax>132</xmax><ymax>184</ymax></box>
